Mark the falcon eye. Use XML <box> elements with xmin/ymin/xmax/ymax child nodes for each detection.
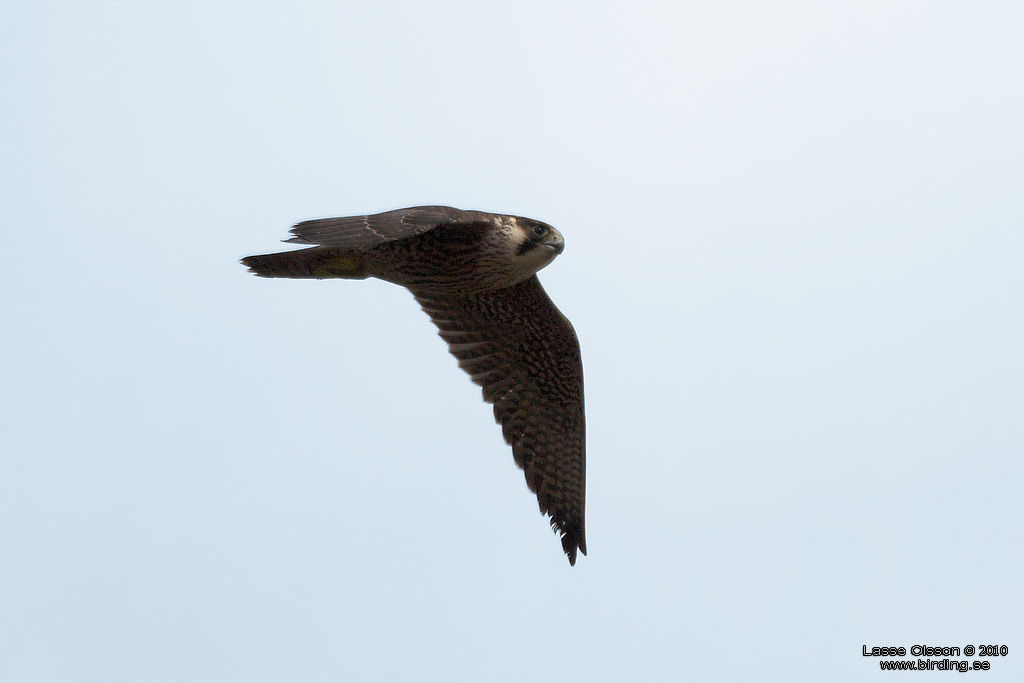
<box><xmin>532</xmin><ymin>224</ymin><xmax>546</xmax><ymax>237</ymax></box>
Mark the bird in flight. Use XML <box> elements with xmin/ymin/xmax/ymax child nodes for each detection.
<box><xmin>241</xmin><ymin>206</ymin><xmax>587</xmax><ymax>565</ymax></box>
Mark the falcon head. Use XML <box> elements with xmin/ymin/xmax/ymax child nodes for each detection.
<box><xmin>501</xmin><ymin>216</ymin><xmax>564</xmax><ymax>285</ymax></box>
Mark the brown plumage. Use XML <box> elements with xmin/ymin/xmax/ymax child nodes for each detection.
<box><xmin>241</xmin><ymin>206</ymin><xmax>587</xmax><ymax>565</ymax></box>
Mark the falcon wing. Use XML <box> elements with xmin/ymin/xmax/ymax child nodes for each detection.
<box><xmin>413</xmin><ymin>276</ymin><xmax>587</xmax><ymax>565</ymax></box>
<box><xmin>286</xmin><ymin>205</ymin><xmax>483</xmax><ymax>248</ymax></box>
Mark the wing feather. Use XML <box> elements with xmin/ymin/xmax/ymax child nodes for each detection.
<box><xmin>286</xmin><ymin>205</ymin><xmax>488</xmax><ymax>248</ymax></box>
<box><xmin>413</xmin><ymin>276</ymin><xmax>587</xmax><ymax>565</ymax></box>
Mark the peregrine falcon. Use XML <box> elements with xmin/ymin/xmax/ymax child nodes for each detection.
<box><xmin>241</xmin><ymin>206</ymin><xmax>587</xmax><ymax>565</ymax></box>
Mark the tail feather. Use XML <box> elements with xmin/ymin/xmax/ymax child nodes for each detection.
<box><xmin>241</xmin><ymin>246</ymin><xmax>368</xmax><ymax>280</ymax></box>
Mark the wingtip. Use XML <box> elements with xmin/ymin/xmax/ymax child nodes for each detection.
<box><xmin>283</xmin><ymin>228</ymin><xmax>307</xmax><ymax>245</ymax></box>
<box><xmin>282</xmin><ymin>222</ymin><xmax>311</xmax><ymax>245</ymax></box>
<box><xmin>564</xmin><ymin>541</ymin><xmax>587</xmax><ymax>566</ymax></box>
<box><xmin>561</xmin><ymin>525</ymin><xmax>587</xmax><ymax>566</ymax></box>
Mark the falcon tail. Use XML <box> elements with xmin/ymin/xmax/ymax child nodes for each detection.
<box><xmin>241</xmin><ymin>246</ymin><xmax>368</xmax><ymax>280</ymax></box>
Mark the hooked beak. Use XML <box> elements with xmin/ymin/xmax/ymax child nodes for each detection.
<box><xmin>540</xmin><ymin>227</ymin><xmax>565</xmax><ymax>254</ymax></box>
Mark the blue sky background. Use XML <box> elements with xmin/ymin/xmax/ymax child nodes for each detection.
<box><xmin>2</xmin><ymin>2</ymin><xmax>1022</xmax><ymax>681</ymax></box>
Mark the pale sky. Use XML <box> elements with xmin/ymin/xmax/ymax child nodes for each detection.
<box><xmin>2</xmin><ymin>2</ymin><xmax>1022</xmax><ymax>681</ymax></box>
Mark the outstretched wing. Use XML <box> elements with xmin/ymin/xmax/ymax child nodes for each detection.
<box><xmin>286</xmin><ymin>205</ymin><xmax>488</xmax><ymax>248</ymax></box>
<box><xmin>413</xmin><ymin>276</ymin><xmax>587</xmax><ymax>565</ymax></box>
